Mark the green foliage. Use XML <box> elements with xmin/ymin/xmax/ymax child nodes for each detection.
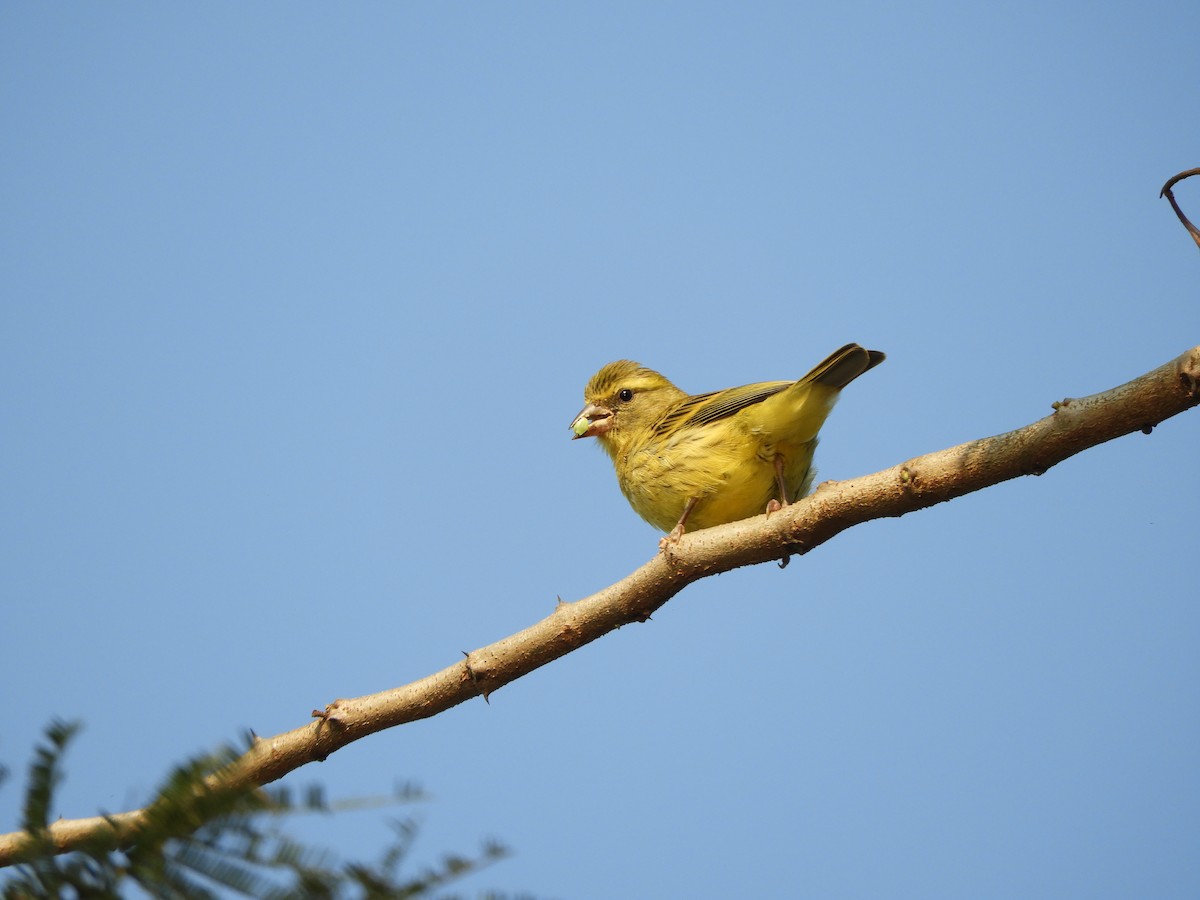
<box><xmin>2</xmin><ymin>722</ymin><xmax>529</xmax><ymax>899</ymax></box>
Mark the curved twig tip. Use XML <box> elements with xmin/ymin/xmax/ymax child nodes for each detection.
<box><xmin>1160</xmin><ymin>168</ymin><xmax>1200</xmax><ymax>251</ymax></box>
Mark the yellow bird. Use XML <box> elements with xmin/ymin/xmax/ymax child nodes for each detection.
<box><xmin>570</xmin><ymin>343</ymin><xmax>884</xmax><ymax>544</ymax></box>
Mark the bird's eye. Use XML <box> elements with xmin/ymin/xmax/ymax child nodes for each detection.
<box><xmin>618</xmin><ymin>388</ymin><xmax>634</xmax><ymax>402</ymax></box>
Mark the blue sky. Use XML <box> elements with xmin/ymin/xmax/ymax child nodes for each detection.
<box><xmin>2</xmin><ymin>3</ymin><xmax>1198</xmax><ymax>897</ymax></box>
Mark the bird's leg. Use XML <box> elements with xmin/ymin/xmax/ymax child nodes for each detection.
<box><xmin>659</xmin><ymin>497</ymin><xmax>699</xmax><ymax>551</ymax></box>
<box><xmin>766</xmin><ymin>455</ymin><xmax>793</xmax><ymax>568</ymax></box>
<box><xmin>765</xmin><ymin>454</ymin><xmax>791</xmax><ymax>516</ymax></box>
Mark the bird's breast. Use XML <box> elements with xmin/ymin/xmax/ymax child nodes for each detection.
<box><xmin>613</xmin><ymin>423</ymin><xmax>812</xmax><ymax>533</ymax></box>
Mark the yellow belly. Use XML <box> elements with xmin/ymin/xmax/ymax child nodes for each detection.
<box><xmin>615</xmin><ymin>423</ymin><xmax>818</xmax><ymax>533</ymax></box>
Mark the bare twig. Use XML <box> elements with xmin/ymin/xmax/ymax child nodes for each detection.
<box><xmin>2</xmin><ymin>345</ymin><xmax>1198</xmax><ymax>867</ymax></box>
<box><xmin>1160</xmin><ymin>168</ymin><xmax>1200</xmax><ymax>251</ymax></box>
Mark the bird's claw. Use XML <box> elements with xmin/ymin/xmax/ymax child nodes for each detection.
<box><xmin>659</xmin><ymin>524</ymin><xmax>686</xmax><ymax>552</ymax></box>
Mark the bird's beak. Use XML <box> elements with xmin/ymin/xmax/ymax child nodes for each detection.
<box><xmin>570</xmin><ymin>404</ymin><xmax>613</xmax><ymax>440</ymax></box>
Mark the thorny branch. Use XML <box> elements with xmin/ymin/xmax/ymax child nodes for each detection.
<box><xmin>2</xmin><ymin>343</ymin><xmax>1198</xmax><ymax>867</ymax></box>
<box><xmin>5</xmin><ymin>170</ymin><xmax>1200</xmax><ymax>867</ymax></box>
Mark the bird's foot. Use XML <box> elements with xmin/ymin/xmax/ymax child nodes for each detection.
<box><xmin>659</xmin><ymin>524</ymin><xmax>686</xmax><ymax>552</ymax></box>
<box><xmin>767</xmin><ymin>494</ymin><xmax>791</xmax><ymax>567</ymax></box>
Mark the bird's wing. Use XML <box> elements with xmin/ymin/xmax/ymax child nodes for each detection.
<box><xmin>655</xmin><ymin>381</ymin><xmax>793</xmax><ymax>434</ymax></box>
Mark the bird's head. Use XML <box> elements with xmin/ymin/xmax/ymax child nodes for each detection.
<box><xmin>570</xmin><ymin>360</ymin><xmax>684</xmax><ymax>452</ymax></box>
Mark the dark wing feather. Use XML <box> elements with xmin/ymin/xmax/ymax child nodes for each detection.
<box><xmin>654</xmin><ymin>381</ymin><xmax>792</xmax><ymax>434</ymax></box>
<box><xmin>805</xmin><ymin>343</ymin><xmax>886</xmax><ymax>389</ymax></box>
<box><xmin>649</xmin><ymin>345</ymin><xmax>885</xmax><ymax>436</ymax></box>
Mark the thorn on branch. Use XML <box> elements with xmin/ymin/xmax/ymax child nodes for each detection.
<box><xmin>309</xmin><ymin>705</ymin><xmax>346</xmax><ymax>762</ymax></box>
<box><xmin>462</xmin><ymin>651</ymin><xmax>493</xmax><ymax>704</ymax></box>
<box><xmin>313</xmin><ymin>700</ymin><xmax>348</xmax><ymax>731</ymax></box>
<box><xmin>462</xmin><ymin>651</ymin><xmax>479</xmax><ymax>684</ymax></box>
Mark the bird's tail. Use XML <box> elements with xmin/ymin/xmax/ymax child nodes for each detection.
<box><xmin>803</xmin><ymin>343</ymin><xmax>886</xmax><ymax>390</ymax></box>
